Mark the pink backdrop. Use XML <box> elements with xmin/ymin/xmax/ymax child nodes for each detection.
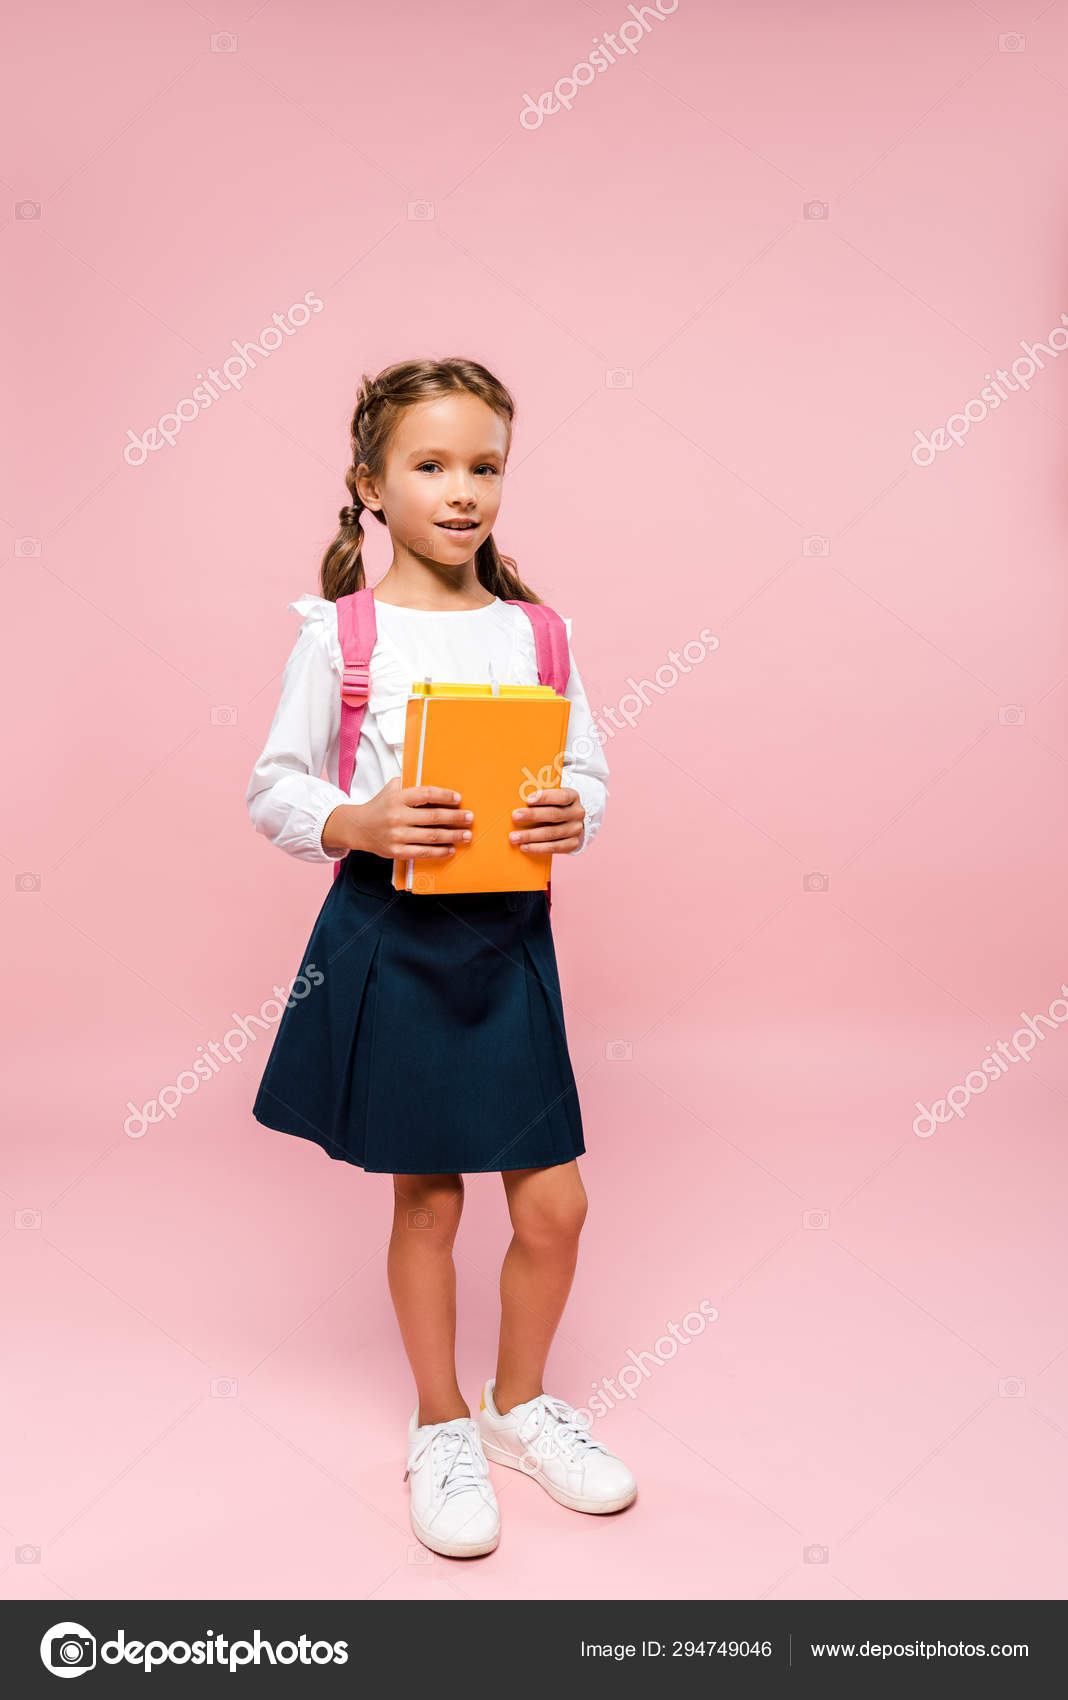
<box><xmin>3</xmin><ymin>0</ymin><xmax>1066</xmax><ymax>1602</ymax></box>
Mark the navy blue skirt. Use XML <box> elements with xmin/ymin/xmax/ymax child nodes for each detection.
<box><xmin>252</xmin><ymin>849</ymin><xmax>586</xmax><ymax>1174</ymax></box>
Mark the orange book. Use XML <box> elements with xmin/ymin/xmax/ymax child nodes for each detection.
<box><xmin>392</xmin><ymin>679</ymin><xmax>571</xmax><ymax>895</ymax></box>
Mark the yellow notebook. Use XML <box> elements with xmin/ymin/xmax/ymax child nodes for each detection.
<box><xmin>393</xmin><ymin>679</ymin><xmax>571</xmax><ymax>894</ymax></box>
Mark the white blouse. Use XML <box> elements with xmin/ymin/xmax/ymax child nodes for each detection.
<box><xmin>246</xmin><ymin>592</ymin><xmax>611</xmax><ymax>864</ymax></box>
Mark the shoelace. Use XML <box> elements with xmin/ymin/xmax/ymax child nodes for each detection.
<box><xmin>408</xmin><ymin>1421</ymin><xmax>489</xmax><ymax>1502</ymax></box>
<box><xmin>516</xmin><ymin>1395</ymin><xmax>609</xmax><ymax>1462</ymax></box>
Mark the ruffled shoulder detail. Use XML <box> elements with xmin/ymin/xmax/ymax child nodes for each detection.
<box><xmin>287</xmin><ymin>593</ymin><xmax>342</xmax><ymax>678</ymax></box>
<box><xmin>287</xmin><ymin>592</ymin><xmax>334</xmax><ymax>618</ymax></box>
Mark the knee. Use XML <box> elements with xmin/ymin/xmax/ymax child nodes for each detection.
<box><xmin>392</xmin><ymin>1174</ymin><xmax>464</xmax><ymax>1243</ymax></box>
<box><xmin>512</xmin><ymin>1187</ymin><xmax>588</xmax><ymax>1252</ymax></box>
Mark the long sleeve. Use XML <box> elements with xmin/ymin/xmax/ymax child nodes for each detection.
<box><xmin>559</xmin><ymin>619</ymin><xmax>610</xmax><ymax>855</ymax></box>
<box><xmin>246</xmin><ymin>600</ymin><xmax>351</xmax><ymax>863</ymax></box>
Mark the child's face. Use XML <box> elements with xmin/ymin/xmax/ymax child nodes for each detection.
<box><xmin>358</xmin><ymin>393</ymin><xmax>509</xmax><ymax>565</ymax></box>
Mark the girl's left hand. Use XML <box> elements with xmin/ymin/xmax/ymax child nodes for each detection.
<box><xmin>510</xmin><ymin>787</ymin><xmax>585</xmax><ymax>855</ymax></box>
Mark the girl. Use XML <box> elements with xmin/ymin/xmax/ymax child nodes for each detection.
<box><xmin>246</xmin><ymin>357</ymin><xmax>637</xmax><ymax>1559</ymax></box>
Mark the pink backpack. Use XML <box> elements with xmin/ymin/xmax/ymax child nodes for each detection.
<box><xmin>333</xmin><ymin>588</ymin><xmax>572</xmax><ymax>912</ymax></box>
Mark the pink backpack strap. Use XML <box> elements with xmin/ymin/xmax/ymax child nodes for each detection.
<box><xmin>506</xmin><ymin>599</ymin><xmax>571</xmax><ymax>695</ymax></box>
<box><xmin>506</xmin><ymin>600</ymin><xmax>572</xmax><ymax>916</ymax></box>
<box><xmin>332</xmin><ymin>587</ymin><xmax>378</xmax><ymax>882</ymax></box>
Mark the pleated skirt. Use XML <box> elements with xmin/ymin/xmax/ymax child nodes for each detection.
<box><xmin>252</xmin><ymin>848</ymin><xmax>586</xmax><ymax>1174</ymax></box>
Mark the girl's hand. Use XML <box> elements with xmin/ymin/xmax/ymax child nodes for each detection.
<box><xmin>510</xmin><ymin>787</ymin><xmax>585</xmax><ymax>856</ymax></box>
<box><xmin>322</xmin><ymin>779</ymin><xmax>473</xmax><ymax>860</ymax></box>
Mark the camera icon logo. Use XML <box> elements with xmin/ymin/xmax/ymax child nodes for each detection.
<box><xmin>998</xmin><ymin>32</ymin><xmax>1025</xmax><ymax>52</ymax></box>
<box><xmin>605</xmin><ymin>369</ymin><xmax>633</xmax><ymax>388</ymax></box>
<box><xmin>412</xmin><ymin>872</ymin><xmax>437</xmax><ymax>893</ymax></box>
<box><xmin>803</xmin><ymin>872</ymin><xmax>828</xmax><ymax>893</ymax></box>
<box><xmin>16</xmin><ymin>536</ymin><xmax>41</xmax><ymax>555</ymax></box>
<box><xmin>16</xmin><ymin>201</ymin><xmax>41</xmax><ymax>220</ymax></box>
<box><xmin>803</xmin><ymin>1543</ymin><xmax>829</xmax><ymax>1563</ymax></box>
<box><xmin>802</xmin><ymin>535</ymin><xmax>829</xmax><ymax>556</ymax></box>
<box><xmin>407</xmin><ymin>1207</ymin><xmax>435</xmax><ymax>1229</ymax></box>
<box><xmin>803</xmin><ymin>200</ymin><xmax>829</xmax><ymax>220</ymax></box>
<box><xmin>998</xmin><ymin>705</ymin><xmax>1024</xmax><ymax>726</ymax></box>
<box><xmin>211</xmin><ymin>705</ymin><xmax>238</xmax><ymax>726</ymax></box>
<box><xmin>605</xmin><ymin>1039</ymin><xmax>632</xmax><ymax>1060</ymax></box>
<box><xmin>998</xmin><ymin>1376</ymin><xmax>1025</xmax><ymax>1397</ymax></box>
<box><xmin>407</xmin><ymin>200</ymin><xmax>435</xmax><ymax>220</ymax></box>
<box><xmin>41</xmin><ymin>1621</ymin><xmax>96</xmax><ymax>1677</ymax></box>
<box><xmin>15</xmin><ymin>872</ymin><xmax>41</xmax><ymax>892</ymax></box>
<box><xmin>802</xmin><ymin>1209</ymin><xmax>828</xmax><ymax>1230</ymax></box>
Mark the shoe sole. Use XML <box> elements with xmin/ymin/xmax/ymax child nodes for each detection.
<box><xmin>409</xmin><ymin>1506</ymin><xmax>500</xmax><ymax>1558</ymax></box>
<box><xmin>481</xmin><ymin>1437</ymin><xmax>637</xmax><ymax>1514</ymax></box>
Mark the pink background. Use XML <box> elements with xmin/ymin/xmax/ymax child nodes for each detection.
<box><xmin>3</xmin><ymin>0</ymin><xmax>1067</xmax><ymax>1602</ymax></box>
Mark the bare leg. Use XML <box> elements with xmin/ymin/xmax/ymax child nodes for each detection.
<box><xmin>493</xmin><ymin>1161</ymin><xmax>588</xmax><ymax>1415</ymax></box>
<box><xmin>387</xmin><ymin>1173</ymin><xmax>468</xmax><ymax>1426</ymax></box>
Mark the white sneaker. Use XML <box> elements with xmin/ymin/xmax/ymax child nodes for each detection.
<box><xmin>404</xmin><ymin>1408</ymin><xmax>500</xmax><ymax>1558</ymax></box>
<box><xmin>478</xmin><ymin>1379</ymin><xmax>637</xmax><ymax>1514</ymax></box>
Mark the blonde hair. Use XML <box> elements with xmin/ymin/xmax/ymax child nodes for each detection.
<box><xmin>319</xmin><ymin>356</ymin><xmax>543</xmax><ymax>605</ymax></box>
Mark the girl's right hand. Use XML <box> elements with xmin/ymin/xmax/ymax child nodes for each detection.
<box><xmin>321</xmin><ymin>779</ymin><xmax>474</xmax><ymax>860</ymax></box>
